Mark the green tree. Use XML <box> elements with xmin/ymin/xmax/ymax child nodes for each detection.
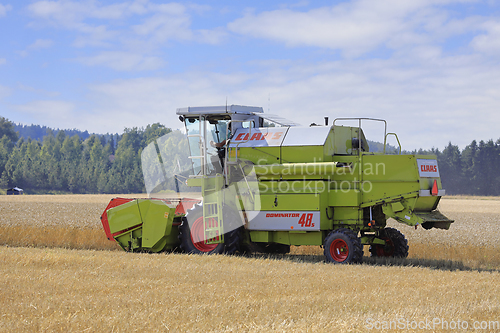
<box><xmin>461</xmin><ymin>140</ymin><xmax>478</xmax><ymax>195</ymax></box>
<box><xmin>475</xmin><ymin>140</ymin><xmax>499</xmax><ymax>196</ymax></box>
<box><xmin>143</xmin><ymin>123</ymin><xmax>172</xmax><ymax>146</ymax></box>
<box><xmin>0</xmin><ymin>135</ymin><xmax>14</xmax><ymax>188</ymax></box>
<box><xmin>438</xmin><ymin>142</ymin><xmax>463</xmax><ymax>194</ymax></box>
<box><xmin>0</xmin><ymin>117</ymin><xmax>18</xmax><ymax>143</ymax></box>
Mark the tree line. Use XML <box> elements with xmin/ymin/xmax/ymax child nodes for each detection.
<box><xmin>0</xmin><ymin>116</ymin><xmax>499</xmax><ymax>195</ymax></box>
<box><xmin>0</xmin><ymin>116</ymin><xmax>171</xmax><ymax>194</ymax></box>
<box><xmin>431</xmin><ymin>140</ymin><xmax>500</xmax><ymax>196</ymax></box>
<box><xmin>14</xmin><ymin>123</ymin><xmax>93</xmax><ymax>143</ymax></box>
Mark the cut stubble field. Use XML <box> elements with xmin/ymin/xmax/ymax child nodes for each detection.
<box><xmin>1</xmin><ymin>195</ymin><xmax>499</xmax><ymax>332</ymax></box>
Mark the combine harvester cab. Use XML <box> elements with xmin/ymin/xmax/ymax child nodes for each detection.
<box><xmin>100</xmin><ymin>105</ymin><xmax>453</xmax><ymax>263</ymax></box>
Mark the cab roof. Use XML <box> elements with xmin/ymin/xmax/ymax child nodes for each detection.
<box><xmin>176</xmin><ymin>104</ymin><xmax>301</xmax><ymax>127</ymax></box>
<box><xmin>176</xmin><ymin>105</ymin><xmax>263</xmax><ymax>115</ymax></box>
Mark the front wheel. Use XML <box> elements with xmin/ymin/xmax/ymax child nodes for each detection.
<box><xmin>324</xmin><ymin>228</ymin><xmax>363</xmax><ymax>264</ymax></box>
<box><xmin>179</xmin><ymin>204</ymin><xmax>240</xmax><ymax>254</ymax></box>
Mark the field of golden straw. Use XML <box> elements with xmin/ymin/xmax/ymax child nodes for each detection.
<box><xmin>1</xmin><ymin>194</ymin><xmax>499</xmax><ymax>332</ymax></box>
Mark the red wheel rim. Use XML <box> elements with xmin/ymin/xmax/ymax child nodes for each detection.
<box><xmin>375</xmin><ymin>237</ymin><xmax>394</xmax><ymax>256</ymax></box>
<box><xmin>190</xmin><ymin>217</ymin><xmax>218</xmax><ymax>252</ymax></box>
<box><xmin>330</xmin><ymin>239</ymin><xmax>349</xmax><ymax>262</ymax></box>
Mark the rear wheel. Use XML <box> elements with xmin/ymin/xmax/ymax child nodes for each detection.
<box><xmin>324</xmin><ymin>228</ymin><xmax>363</xmax><ymax>264</ymax></box>
<box><xmin>369</xmin><ymin>227</ymin><xmax>409</xmax><ymax>258</ymax></box>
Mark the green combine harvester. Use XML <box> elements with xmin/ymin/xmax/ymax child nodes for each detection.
<box><xmin>101</xmin><ymin>105</ymin><xmax>453</xmax><ymax>264</ymax></box>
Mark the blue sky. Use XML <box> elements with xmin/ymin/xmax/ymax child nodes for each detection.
<box><xmin>1</xmin><ymin>0</ymin><xmax>500</xmax><ymax>150</ymax></box>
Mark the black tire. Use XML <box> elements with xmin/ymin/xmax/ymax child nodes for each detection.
<box><xmin>369</xmin><ymin>227</ymin><xmax>409</xmax><ymax>258</ymax></box>
<box><xmin>221</xmin><ymin>208</ymin><xmax>243</xmax><ymax>254</ymax></box>
<box><xmin>245</xmin><ymin>242</ymin><xmax>291</xmax><ymax>254</ymax></box>
<box><xmin>267</xmin><ymin>243</ymin><xmax>291</xmax><ymax>254</ymax></box>
<box><xmin>324</xmin><ymin>228</ymin><xmax>363</xmax><ymax>264</ymax></box>
<box><xmin>223</xmin><ymin>227</ymin><xmax>241</xmax><ymax>255</ymax></box>
<box><xmin>179</xmin><ymin>204</ymin><xmax>240</xmax><ymax>254</ymax></box>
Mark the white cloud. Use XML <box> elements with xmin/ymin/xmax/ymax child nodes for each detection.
<box><xmin>195</xmin><ymin>28</ymin><xmax>227</xmax><ymax>44</ymax></box>
<box><xmin>131</xmin><ymin>8</ymin><xmax>193</xmax><ymax>42</ymax></box>
<box><xmin>76</xmin><ymin>51</ymin><xmax>164</xmax><ymax>71</ymax></box>
<box><xmin>27</xmin><ymin>0</ymin><xmax>148</xmax><ymax>25</ymax></box>
<box><xmin>14</xmin><ymin>0</ymin><xmax>500</xmax><ymax>151</ymax></box>
<box><xmin>82</xmin><ymin>47</ymin><xmax>500</xmax><ymax>150</ymax></box>
<box><xmin>26</xmin><ymin>0</ymin><xmax>224</xmax><ymax>70</ymax></box>
<box><xmin>13</xmin><ymin>100</ymin><xmax>76</xmax><ymax>127</ymax></box>
<box><xmin>72</xmin><ymin>25</ymin><xmax>119</xmax><ymax>48</ymax></box>
<box><xmin>228</xmin><ymin>0</ymin><xmax>478</xmax><ymax>57</ymax></box>
<box><xmin>26</xmin><ymin>0</ymin><xmax>127</xmax><ymax>48</ymax></box>
<box><xmin>19</xmin><ymin>38</ymin><xmax>54</xmax><ymax>57</ymax></box>
<box><xmin>27</xmin><ymin>1</ymin><xmax>90</xmax><ymax>28</ymax></box>
<box><xmin>84</xmin><ymin>72</ymin><xmax>255</xmax><ymax>133</ymax></box>
<box><xmin>17</xmin><ymin>83</ymin><xmax>60</xmax><ymax>98</ymax></box>
<box><xmin>29</xmin><ymin>38</ymin><xmax>54</xmax><ymax>50</ymax></box>
<box><xmin>0</xmin><ymin>3</ymin><xmax>12</xmax><ymax>17</ymax></box>
<box><xmin>262</xmin><ymin>57</ymin><xmax>500</xmax><ymax>150</ymax></box>
<box><xmin>0</xmin><ymin>84</ymin><xmax>11</xmax><ymax>100</ymax></box>
<box><xmin>130</xmin><ymin>4</ymin><xmax>228</xmax><ymax>44</ymax></box>
<box><xmin>27</xmin><ymin>1</ymin><xmax>214</xmax><ymax>44</ymax></box>
<box><xmin>0</xmin><ymin>58</ymin><xmax>6</xmax><ymax>65</ymax></box>
<box><xmin>470</xmin><ymin>20</ymin><xmax>500</xmax><ymax>54</ymax></box>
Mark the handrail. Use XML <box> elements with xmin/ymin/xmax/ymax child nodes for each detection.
<box><xmin>332</xmin><ymin>117</ymin><xmax>388</xmax><ymax>154</ymax></box>
<box><xmin>186</xmin><ymin>115</ymin><xmax>206</xmax><ymax>176</ymax></box>
<box><xmin>384</xmin><ymin>133</ymin><xmax>402</xmax><ymax>154</ymax></box>
<box><xmin>224</xmin><ymin>119</ymin><xmax>253</xmax><ymax>188</ymax></box>
<box><xmin>225</xmin><ymin>119</ymin><xmax>253</xmax><ymax>165</ymax></box>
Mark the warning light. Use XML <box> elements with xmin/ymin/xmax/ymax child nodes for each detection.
<box><xmin>431</xmin><ymin>180</ymin><xmax>438</xmax><ymax>196</ymax></box>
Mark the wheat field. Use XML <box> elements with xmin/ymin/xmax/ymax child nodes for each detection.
<box><xmin>0</xmin><ymin>195</ymin><xmax>499</xmax><ymax>332</ymax></box>
<box><xmin>0</xmin><ymin>194</ymin><xmax>121</xmax><ymax>251</ymax></box>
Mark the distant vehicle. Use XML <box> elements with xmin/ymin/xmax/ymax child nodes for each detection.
<box><xmin>7</xmin><ymin>187</ymin><xmax>23</xmax><ymax>195</ymax></box>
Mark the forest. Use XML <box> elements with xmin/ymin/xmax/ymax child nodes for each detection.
<box><xmin>0</xmin><ymin>117</ymin><xmax>172</xmax><ymax>194</ymax></box>
<box><xmin>0</xmin><ymin>116</ymin><xmax>499</xmax><ymax>195</ymax></box>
